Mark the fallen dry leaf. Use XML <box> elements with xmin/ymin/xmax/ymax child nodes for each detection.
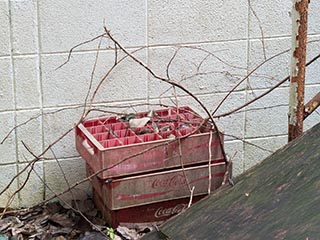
<box><xmin>48</xmin><ymin>213</ymin><xmax>74</xmax><ymax>228</ymax></box>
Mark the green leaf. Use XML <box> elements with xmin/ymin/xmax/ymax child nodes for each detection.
<box><xmin>106</xmin><ymin>227</ymin><xmax>115</xmax><ymax>240</ymax></box>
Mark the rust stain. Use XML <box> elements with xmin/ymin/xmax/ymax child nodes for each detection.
<box><xmin>288</xmin><ymin>0</ymin><xmax>309</xmax><ymax>142</ymax></box>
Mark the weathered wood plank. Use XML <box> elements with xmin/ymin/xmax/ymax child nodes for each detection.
<box><xmin>143</xmin><ymin>122</ymin><xmax>320</xmax><ymax>240</ymax></box>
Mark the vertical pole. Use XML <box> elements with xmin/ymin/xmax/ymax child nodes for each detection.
<box><xmin>288</xmin><ymin>0</ymin><xmax>309</xmax><ymax>142</ymax></box>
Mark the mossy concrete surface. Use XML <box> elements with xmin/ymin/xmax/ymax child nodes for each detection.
<box><xmin>143</xmin><ymin>122</ymin><xmax>320</xmax><ymax>240</ymax></box>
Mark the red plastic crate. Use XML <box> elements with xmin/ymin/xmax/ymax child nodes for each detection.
<box><xmin>93</xmin><ymin>189</ymin><xmax>206</xmax><ymax>228</ymax></box>
<box><xmin>76</xmin><ymin>106</ymin><xmax>224</xmax><ymax>179</ymax></box>
<box><xmin>87</xmin><ymin>162</ymin><xmax>226</xmax><ymax>210</ymax></box>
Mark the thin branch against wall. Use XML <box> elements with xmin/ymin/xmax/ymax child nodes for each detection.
<box><xmin>56</xmin><ymin>33</ymin><xmax>106</xmax><ymax>70</ymax></box>
<box><xmin>1</xmin><ymin>142</ymin><xmax>38</xmax><ymax>215</ymax></box>
<box><xmin>29</xmin><ymin>159</ymin><xmax>109</xmax><ymax>238</ymax></box>
<box><xmin>211</xmin><ymin>49</ymin><xmax>290</xmax><ymax>116</ymax></box>
<box><xmin>86</xmin><ymin>46</ymin><xmax>147</xmax><ymax>117</ymax></box>
<box><xmin>212</xmin><ymin>52</ymin><xmax>320</xmax><ymax>118</ymax></box>
<box><xmin>1</xmin><ymin>25</ymin><xmax>320</xmax><ymax>235</ymax></box>
<box><xmin>1</xmin><ymin>28</ymin><xmax>225</xmax><ymax>218</ymax></box>
<box><xmin>223</xmin><ymin>133</ymin><xmax>273</xmax><ymax>153</ymax></box>
<box><xmin>1</xmin><ymin>105</ymin><xmax>85</xmax><ymax>145</ymax></box>
<box><xmin>166</xmin><ymin>46</ymin><xmax>180</xmax><ymax>80</ymax></box>
<box><xmin>82</xmin><ymin>34</ymin><xmax>104</xmax><ymax>117</ymax></box>
<box><xmin>248</xmin><ymin>0</ymin><xmax>266</xmax><ymax>60</ymax></box>
<box><xmin>24</xmin><ymin>135</ymin><xmax>201</xmax><ymax>212</ymax></box>
<box><xmin>103</xmin><ymin>27</ymin><xmax>228</xmax><ymax>167</ymax></box>
<box><xmin>159</xmin><ymin>44</ymin><xmax>249</xmax><ymax>100</ymax></box>
<box><xmin>226</xmin><ymin>104</ymin><xmax>288</xmax><ymax>115</ymax></box>
<box><xmin>0</xmin><ymin>32</ymin><xmax>211</xmax><ymax>215</ymax></box>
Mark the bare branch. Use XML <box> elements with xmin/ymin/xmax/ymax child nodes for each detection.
<box><xmin>5</xmin><ymin>26</ymin><xmax>320</xmax><ymax>216</ymax></box>
<box><xmin>56</xmin><ymin>33</ymin><xmax>106</xmax><ymax>70</ymax></box>
<box><xmin>86</xmin><ymin>46</ymin><xmax>147</xmax><ymax>117</ymax></box>
<box><xmin>248</xmin><ymin>0</ymin><xmax>266</xmax><ymax>60</ymax></box>
<box><xmin>212</xmin><ymin>48</ymin><xmax>290</xmax><ymax>115</ymax></box>
<box><xmin>213</xmin><ymin>52</ymin><xmax>320</xmax><ymax>118</ymax></box>
<box><xmin>82</xmin><ymin>34</ymin><xmax>104</xmax><ymax>117</ymax></box>
<box><xmin>103</xmin><ymin>27</ymin><xmax>228</xmax><ymax>164</ymax></box>
<box><xmin>223</xmin><ymin>133</ymin><xmax>273</xmax><ymax>153</ymax></box>
<box><xmin>166</xmin><ymin>47</ymin><xmax>180</xmax><ymax>80</ymax></box>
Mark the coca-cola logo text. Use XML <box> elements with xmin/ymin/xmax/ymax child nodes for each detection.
<box><xmin>154</xmin><ymin>204</ymin><xmax>187</xmax><ymax>218</ymax></box>
<box><xmin>151</xmin><ymin>174</ymin><xmax>186</xmax><ymax>189</ymax></box>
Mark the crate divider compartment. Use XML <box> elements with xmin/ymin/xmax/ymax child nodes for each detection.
<box><xmin>175</xmin><ymin>126</ymin><xmax>198</xmax><ymax>136</ymax></box>
<box><xmin>114</xmin><ymin>129</ymin><xmax>136</xmax><ymax>138</ymax></box>
<box><xmin>87</xmin><ymin>125</ymin><xmax>108</xmax><ymax>134</ymax></box>
<box><xmin>133</xmin><ymin>126</ymin><xmax>154</xmax><ymax>135</ymax></box>
<box><xmin>140</xmin><ymin>133</ymin><xmax>163</xmax><ymax>142</ymax></box>
<box><xmin>101</xmin><ymin>138</ymin><xmax>123</xmax><ymax>148</ymax></box>
<box><xmin>153</xmin><ymin>108</ymin><xmax>176</xmax><ymax>117</ymax></box>
<box><xmin>93</xmin><ymin>131</ymin><xmax>115</xmax><ymax>142</ymax></box>
<box><xmin>158</xmin><ymin>122</ymin><xmax>175</xmax><ymax>130</ymax></box>
<box><xmin>105</xmin><ymin>122</ymin><xmax>128</xmax><ymax>131</ymax></box>
<box><xmin>118</xmin><ymin>136</ymin><xmax>144</xmax><ymax>145</ymax></box>
<box><xmin>83</xmin><ymin>116</ymin><xmax>119</xmax><ymax>127</ymax></box>
<box><xmin>158</xmin><ymin>131</ymin><xmax>174</xmax><ymax>139</ymax></box>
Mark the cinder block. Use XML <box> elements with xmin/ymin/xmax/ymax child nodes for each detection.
<box><xmin>244</xmin><ymin>135</ymin><xmax>287</xmax><ymax>171</ymax></box>
<box><xmin>14</xmin><ymin>56</ymin><xmax>41</xmax><ymax>108</ymax></box>
<box><xmin>44</xmin><ymin>157</ymin><xmax>90</xmax><ymax>202</ymax></box>
<box><xmin>306</xmin><ymin>35</ymin><xmax>320</xmax><ymax>85</ymax></box>
<box><xmin>90</xmin><ymin>50</ymin><xmax>148</xmax><ymax>104</ymax></box>
<box><xmin>249</xmin><ymin>0</ymin><xmax>291</xmax><ymax>38</ymax></box>
<box><xmin>245</xmin><ymin>87</ymin><xmax>289</xmax><ymax>138</ymax></box>
<box><xmin>308</xmin><ymin>1</ymin><xmax>320</xmax><ymax>35</ymax></box>
<box><xmin>18</xmin><ymin>162</ymin><xmax>44</xmax><ymax>207</ymax></box>
<box><xmin>39</xmin><ymin>0</ymin><xmax>146</xmax><ymax>53</ymax></box>
<box><xmin>16</xmin><ymin>110</ymin><xmax>42</xmax><ymax>162</ymax></box>
<box><xmin>0</xmin><ymin>164</ymin><xmax>19</xmax><ymax>208</ymax></box>
<box><xmin>10</xmin><ymin>0</ymin><xmax>38</xmax><ymax>54</ymax></box>
<box><xmin>200</xmin><ymin>92</ymin><xmax>246</xmax><ymax>141</ymax></box>
<box><xmin>0</xmin><ymin>57</ymin><xmax>14</xmax><ymax>111</ymax></box>
<box><xmin>224</xmin><ymin>140</ymin><xmax>244</xmax><ymax>177</ymax></box>
<box><xmin>0</xmin><ymin>112</ymin><xmax>17</xmax><ymax>164</ymax></box>
<box><xmin>148</xmin><ymin>41</ymin><xmax>248</xmax><ymax>98</ymax></box>
<box><xmin>41</xmin><ymin>50</ymin><xmax>147</xmax><ymax>107</ymax></box>
<box><xmin>248</xmin><ymin>35</ymin><xmax>318</xmax><ymax>90</ymax></box>
<box><xmin>248</xmin><ymin>38</ymin><xmax>291</xmax><ymax>90</ymax></box>
<box><xmin>0</xmin><ymin>2</ymin><xmax>10</xmax><ymax>56</ymax></box>
<box><xmin>42</xmin><ymin>107</ymin><xmax>83</xmax><ymax>159</ymax></box>
<box><xmin>148</xmin><ymin>0</ymin><xmax>248</xmax><ymax>44</ymax></box>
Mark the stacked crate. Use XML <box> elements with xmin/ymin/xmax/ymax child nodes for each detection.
<box><xmin>76</xmin><ymin>106</ymin><xmax>226</xmax><ymax>227</ymax></box>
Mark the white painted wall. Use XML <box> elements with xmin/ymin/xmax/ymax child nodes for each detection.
<box><xmin>0</xmin><ymin>0</ymin><xmax>319</xmax><ymax>207</ymax></box>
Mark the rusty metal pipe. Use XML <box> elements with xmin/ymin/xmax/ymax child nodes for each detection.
<box><xmin>288</xmin><ymin>0</ymin><xmax>309</xmax><ymax>142</ymax></box>
<box><xmin>304</xmin><ymin>91</ymin><xmax>320</xmax><ymax>119</ymax></box>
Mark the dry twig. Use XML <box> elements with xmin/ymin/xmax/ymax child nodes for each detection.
<box><xmin>1</xmin><ymin>25</ymin><xmax>320</xmax><ymax>231</ymax></box>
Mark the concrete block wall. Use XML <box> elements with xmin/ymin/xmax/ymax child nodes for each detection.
<box><xmin>0</xmin><ymin>0</ymin><xmax>319</xmax><ymax>207</ymax></box>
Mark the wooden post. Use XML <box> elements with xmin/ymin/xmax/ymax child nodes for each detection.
<box><xmin>288</xmin><ymin>0</ymin><xmax>309</xmax><ymax>142</ymax></box>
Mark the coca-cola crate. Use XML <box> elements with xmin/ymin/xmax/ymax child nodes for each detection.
<box><xmin>76</xmin><ymin>106</ymin><xmax>224</xmax><ymax>179</ymax></box>
<box><xmin>87</xmin><ymin>161</ymin><xmax>226</xmax><ymax>210</ymax></box>
<box><xmin>93</xmin><ymin>188</ymin><xmax>206</xmax><ymax>228</ymax></box>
